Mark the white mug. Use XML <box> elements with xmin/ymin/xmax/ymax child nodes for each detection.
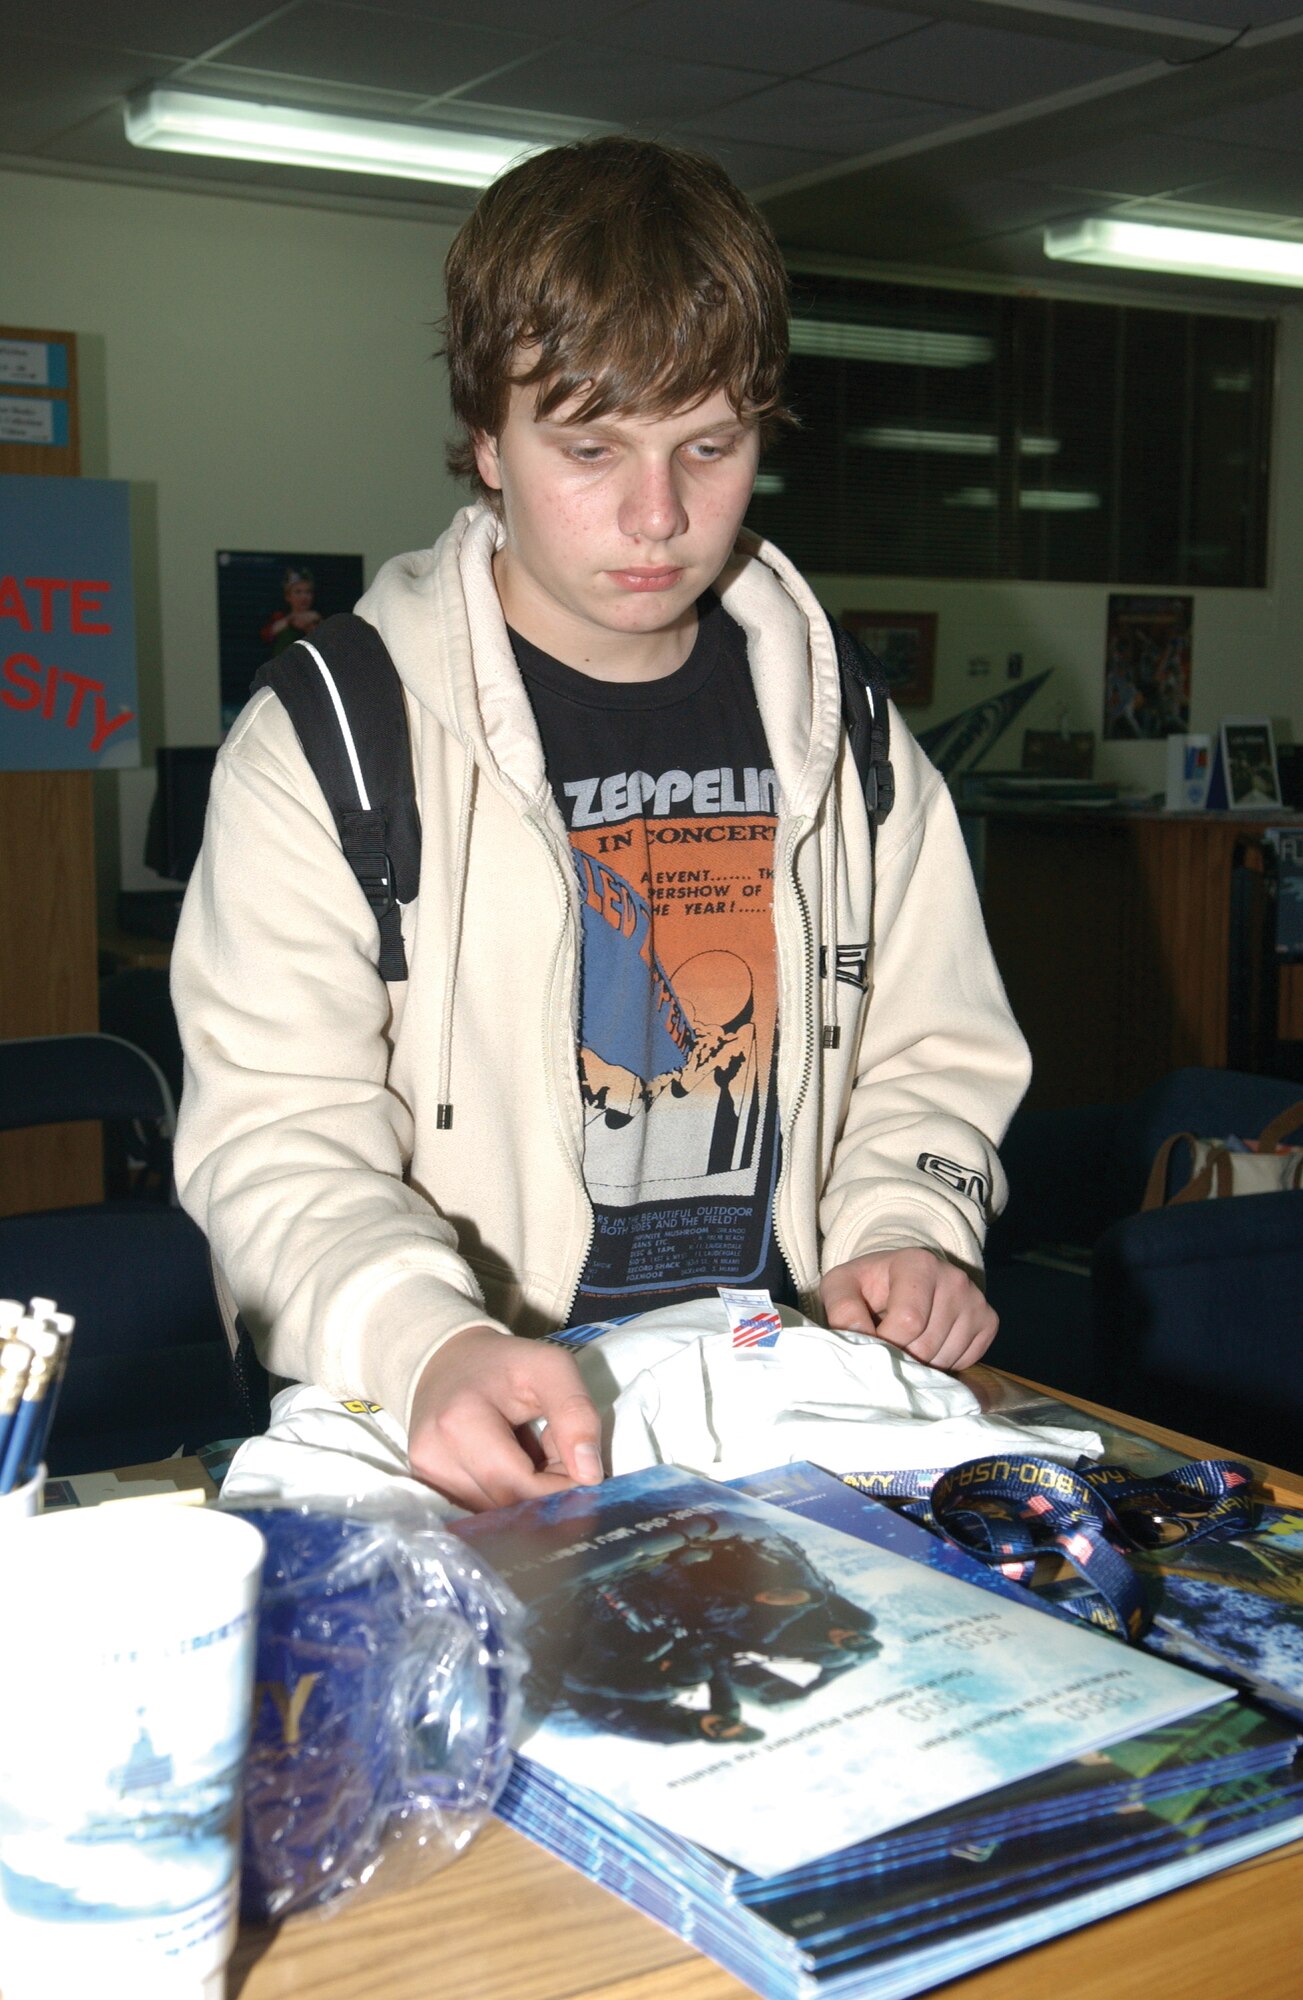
<box><xmin>0</xmin><ymin>1501</ymin><xmax>265</xmax><ymax>2000</ymax></box>
<box><xmin>0</xmin><ymin>1463</ymin><xmax>44</xmax><ymax>1528</ymax></box>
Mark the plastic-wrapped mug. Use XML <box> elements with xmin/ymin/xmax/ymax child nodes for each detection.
<box><xmin>0</xmin><ymin>1501</ymin><xmax>265</xmax><ymax>2000</ymax></box>
<box><xmin>225</xmin><ymin>1493</ymin><xmax>523</xmax><ymax>1924</ymax></box>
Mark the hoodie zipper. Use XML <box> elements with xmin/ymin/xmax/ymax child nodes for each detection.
<box><xmin>772</xmin><ymin>814</ymin><xmax>818</xmax><ymax>1308</ymax></box>
<box><xmin>524</xmin><ymin>810</ymin><xmax>594</xmax><ymax>1323</ymax></box>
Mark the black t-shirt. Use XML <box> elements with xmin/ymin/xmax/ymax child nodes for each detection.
<box><xmin>511</xmin><ymin>595</ymin><xmax>791</xmax><ymax>1325</ymax></box>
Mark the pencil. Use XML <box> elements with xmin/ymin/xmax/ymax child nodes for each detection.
<box><xmin>0</xmin><ymin>1337</ymin><xmax>35</xmax><ymax>1492</ymax></box>
<box><xmin>25</xmin><ymin>1313</ymin><xmax>74</xmax><ymax>1485</ymax></box>
<box><xmin>0</xmin><ymin>1327</ymin><xmax>61</xmax><ymax>1495</ymax></box>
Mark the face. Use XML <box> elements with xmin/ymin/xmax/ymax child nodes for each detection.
<box><xmin>286</xmin><ymin>577</ymin><xmax>314</xmax><ymax>610</ymax></box>
<box><xmin>474</xmin><ymin>381</ymin><xmax>760</xmax><ymax>679</ymax></box>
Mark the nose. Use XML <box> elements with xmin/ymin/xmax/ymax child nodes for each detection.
<box><xmin>617</xmin><ymin>454</ymin><xmax>688</xmax><ymax>545</ymax></box>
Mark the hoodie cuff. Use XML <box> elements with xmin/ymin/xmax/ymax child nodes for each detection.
<box><xmin>322</xmin><ymin>1263</ymin><xmax>515</xmax><ymax>1434</ymax></box>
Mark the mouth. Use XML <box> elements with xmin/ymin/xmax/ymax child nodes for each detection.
<box><xmin>606</xmin><ymin>566</ymin><xmax>685</xmax><ymax>593</ymax></box>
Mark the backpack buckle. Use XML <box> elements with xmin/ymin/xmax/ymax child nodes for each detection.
<box><xmin>355</xmin><ymin>855</ymin><xmax>397</xmax><ymax>921</ymax></box>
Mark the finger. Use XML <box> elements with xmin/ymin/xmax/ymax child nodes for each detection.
<box><xmin>538</xmin><ymin>1386</ymin><xmax>604</xmax><ymax>1486</ymax></box>
<box><xmin>903</xmin><ymin>1284</ymin><xmax>997</xmax><ymax>1372</ymax></box>
<box><xmin>467</xmin><ymin>1414</ymin><xmax>579</xmax><ymax>1511</ymax></box>
<box><xmin>820</xmin><ymin>1266</ymin><xmax>876</xmax><ymax>1334</ymax></box>
<box><xmin>407</xmin><ymin>1440</ymin><xmax>497</xmax><ymax>1514</ymax></box>
<box><xmin>933</xmin><ymin>1302</ymin><xmax>999</xmax><ymax>1373</ymax></box>
<box><xmin>873</xmin><ymin>1258</ymin><xmax>941</xmax><ymax>1352</ymax></box>
<box><xmin>413</xmin><ymin>1397</ymin><xmax>556</xmax><ymax>1512</ymax></box>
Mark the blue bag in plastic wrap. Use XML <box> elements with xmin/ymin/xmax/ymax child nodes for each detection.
<box><xmin>224</xmin><ymin>1491</ymin><xmax>525</xmax><ymax>1924</ymax></box>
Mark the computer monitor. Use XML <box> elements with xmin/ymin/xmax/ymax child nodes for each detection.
<box><xmin>143</xmin><ymin>746</ymin><xmax>218</xmax><ymax>884</ymax></box>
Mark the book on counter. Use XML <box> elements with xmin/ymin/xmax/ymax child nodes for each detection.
<box><xmin>452</xmin><ymin>1463</ymin><xmax>1230</xmax><ymax>1879</ymax></box>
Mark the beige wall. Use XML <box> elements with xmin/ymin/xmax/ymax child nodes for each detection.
<box><xmin>1</xmin><ymin>167</ymin><xmax>463</xmax><ymax>897</ymax></box>
<box><xmin>2</xmin><ymin>164</ymin><xmax>1298</xmax><ymax>891</ymax></box>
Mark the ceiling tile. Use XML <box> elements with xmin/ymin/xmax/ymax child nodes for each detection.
<box><xmin>0</xmin><ymin>35</ymin><xmax>175</xmax><ymax>153</ymax></box>
<box><xmin>784</xmin><ymin>169</ymin><xmax>1095</xmax><ymax>262</ymax></box>
<box><xmin>454</xmin><ymin>46</ymin><xmax>772</xmax><ymax>125</ymax></box>
<box><xmin>1023</xmin><ymin>132</ymin><xmax>1276</xmax><ymax>200</ymax></box>
<box><xmin>688</xmin><ymin>78</ymin><xmax>963</xmax><ymax>154</ymax></box>
<box><xmin>0</xmin><ymin>2</ymin><xmax>295</xmax><ymax>61</ymax></box>
<box><xmin>815</xmin><ymin>20</ymin><xmax>1147</xmax><ymax>111</ymax></box>
<box><xmin>1181</xmin><ymin>157</ymin><xmax>1303</xmax><ymax>216</ymax></box>
<box><xmin>1108</xmin><ymin>0</ymin><xmax>1303</xmax><ymax>20</ymax></box>
<box><xmin>212</xmin><ymin>2</ymin><xmax>541</xmax><ymax>99</ymax></box>
<box><xmin>344</xmin><ymin>0</ymin><xmax>641</xmax><ymax>31</ymax></box>
<box><xmin>661</xmin><ymin>128</ymin><xmax>843</xmax><ymax>193</ymax></box>
<box><xmin>1173</xmin><ymin>90</ymin><xmax>1303</xmax><ymax>158</ymax></box>
<box><xmin>588</xmin><ymin>0</ymin><xmax>919</xmax><ymax>78</ymax></box>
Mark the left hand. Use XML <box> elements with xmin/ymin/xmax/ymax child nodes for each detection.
<box><xmin>819</xmin><ymin>1249</ymin><xmax>997</xmax><ymax>1372</ymax></box>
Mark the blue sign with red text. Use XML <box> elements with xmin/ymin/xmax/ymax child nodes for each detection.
<box><xmin>0</xmin><ymin>474</ymin><xmax>138</xmax><ymax>770</ymax></box>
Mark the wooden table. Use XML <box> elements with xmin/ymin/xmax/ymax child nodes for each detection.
<box><xmin>229</xmin><ymin>1391</ymin><xmax>1303</xmax><ymax>2000</ymax></box>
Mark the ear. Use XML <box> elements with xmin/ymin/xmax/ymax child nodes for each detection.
<box><xmin>472</xmin><ymin>430</ymin><xmax>503</xmax><ymax>493</ymax></box>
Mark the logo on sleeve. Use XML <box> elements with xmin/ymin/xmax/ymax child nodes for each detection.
<box><xmin>917</xmin><ymin>1153</ymin><xmax>991</xmax><ymax>1205</ymax></box>
<box><xmin>820</xmin><ymin>943</ymin><xmax>870</xmax><ymax>990</ymax></box>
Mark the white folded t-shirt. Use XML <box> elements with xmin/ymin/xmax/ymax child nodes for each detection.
<box><xmin>221</xmin><ymin>1300</ymin><xmax>1099</xmax><ymax>1513</ymax></box>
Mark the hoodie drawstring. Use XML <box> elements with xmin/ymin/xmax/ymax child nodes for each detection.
<box><xmin>820</xmin><ymin>801</ymin><xmax>841</xmax><ymax>1051</ymax></box>
<box><xmin>436</xmin><ymin>742</ymin><xmax>476</xmax><ymax>1129</ymax></box>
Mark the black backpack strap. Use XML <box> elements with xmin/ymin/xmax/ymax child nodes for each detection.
<box><xmin>253</xmin><ymin>613</ymin><xmax>421</xmax><ymax>981</ymax></box>
<box><xmin>828</xmin><ymin>615</ymin><xmax>895</xmax><ymax>830</ymax></box>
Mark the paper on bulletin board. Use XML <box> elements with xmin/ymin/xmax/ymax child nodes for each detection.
<box><xmin>0</xmin><ymin>473</ymin><xmax>139</xmax><ymax>770</ymax></box>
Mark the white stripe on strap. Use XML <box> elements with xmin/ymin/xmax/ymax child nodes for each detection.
<box><xmin>298</xmin><ymin>639</ymin><xmax>371</xmax><ymax>812</ymax></box>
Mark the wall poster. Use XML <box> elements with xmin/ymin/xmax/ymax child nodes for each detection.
<box><xmin>0</xmin><ymin>473</ymin><xmax>138</xmax><ymax>770</ymax></box>
<box><xmin>1103</xmin><ymin>593</ymin><xmax>1192</xmax><ymax>740</ymax></box>
<box><xmin>217</xmin><ymin>548</ymin><xmax>365</xmax><ymax>730</ymax></box>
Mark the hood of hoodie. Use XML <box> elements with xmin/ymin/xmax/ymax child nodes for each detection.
<box><xmin>353</xmin><ymin>502</ymin><xmax>846</xmax><ymax>823</ymax></box>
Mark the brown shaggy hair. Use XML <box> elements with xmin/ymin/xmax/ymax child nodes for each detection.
<box><xmin>443</xmin><ymin>136</ymin><xmax>791</xmax><ymax>498</ymax></box>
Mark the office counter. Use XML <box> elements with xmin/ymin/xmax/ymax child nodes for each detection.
<box><xmin>964</xmin><ymin>803</ymin><xmax>1303</xmax><ymax>1108</ymax></box>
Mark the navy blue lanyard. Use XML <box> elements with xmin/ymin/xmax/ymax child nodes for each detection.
<box><xmin>842</xmin><ymin>1455</ymin><xmax>1257</xmax><ymax>1640</ymax></box>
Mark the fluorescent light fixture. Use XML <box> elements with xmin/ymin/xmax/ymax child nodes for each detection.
<box><xmin>1020</xmin><ymin>489</ymin><xmax>1100</xmax><ymax>511</ymax></box>
<box><xmin>850</xmin><ymin>425</ymin><xmax>1059</xmax><ymax>457</ymax></box>
<box><xmin>1044</xmin><ymin>217</ymin><xmax>1303</xmax><ymax>287</ymax></box>
<box><xmin>945</xmin><ymin>487</ymin><xmax>1100</xmax><ymax>510</ymax></box>
<box><xmin>789</xmin><ymin>320</ymin><xmax>993</xmax><ymax>367</ymax></box>
<box><xmin>125</xmin><ymin>87</ymin><xmax>543</xmax><ymax>188</ymax></box>
<box><xmin>751</xmin><ymin>470</ymin><xmax>786</xmax><ymax>495</ymax></box>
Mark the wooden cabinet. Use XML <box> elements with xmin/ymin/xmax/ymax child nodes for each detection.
<box><xmin>968</xmin><ymin>806</ymin><xmax>1303</xmax><ymax>1108</ymax></box>
<box><xmin>0</xmin><ymin>326</ymin><xmax>102</xmax><ymax>1213</ymax></box>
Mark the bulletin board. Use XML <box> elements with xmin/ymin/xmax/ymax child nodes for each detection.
<box><xmin>0</xmin><ymin>326</ymin><xmax>81</xmax><ymax>479</ymax></box>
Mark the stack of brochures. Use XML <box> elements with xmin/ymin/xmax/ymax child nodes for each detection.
<box><xmin>455</xmin><ymin>1461</ymin><xmax>1303</xmax><ymax>2000</ymax></box>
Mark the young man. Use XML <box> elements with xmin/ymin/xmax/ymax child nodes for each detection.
<box><xmin>172</xmin><ymin>138</ymin><xmax>1030</xmax><ymax>1514</ymax></box>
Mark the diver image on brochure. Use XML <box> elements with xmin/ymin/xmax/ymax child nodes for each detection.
<box><xmin>454</xmin><ymin>1465</ymin><xmax>1228</xmax><ymax>1878</ymax></box>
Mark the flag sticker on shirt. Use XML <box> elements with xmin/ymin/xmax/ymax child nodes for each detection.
<box><xmin>720</xmin><ymin>1286</ymin><xmax>783</xmax><ymax>1349</ymax></box>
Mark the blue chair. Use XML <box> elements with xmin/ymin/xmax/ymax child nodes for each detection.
<box><xmin>1091</xmin><ymin>1188</ymin><xmax>1302</xmax><ymax>1468</ymax></box>
<box><xmin>985</xmin><ymin>1068</ymin><xmax>1303</xmax><ymax>1464</ymax></box>
<box><xmin>0</xmin><ymin>1033</ymin><xmax>256</xmax><ymax>1474</ymax></box>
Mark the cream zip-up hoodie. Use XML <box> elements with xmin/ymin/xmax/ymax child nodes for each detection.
<box><xmin>173</xmin><ymin>506</ymin><xmax>1030</xmax><ymax>1434</ymax></box>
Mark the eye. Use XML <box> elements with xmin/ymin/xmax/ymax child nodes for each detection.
<box><xmin>684</xmin><ymin>435</ymin><xmax>740</xmax><ymax>463</ymax></box>
<box><xmin>562</xmin><ymin>441</ymin><xmax>611</xmax><ymax>464</ymax></box>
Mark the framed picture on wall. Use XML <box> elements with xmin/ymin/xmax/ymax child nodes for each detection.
<box><xmin>217</xmin><ymin>548</ymin><xmax>365</xmax><ymax>730</ymax></box>
<box><xmin>840</xmin><ymin>610</ymin><xmax>936</xmax><ymax>708</ymax></box>
<box><xmin>1218</xmin><ymin>716</ymin><xmax>1282</xmax><ymax>809</ymax></box>
<box><xmin>1102</xmin><ymin>593</ymin><xmax>1192</xmax><ymax>740</ymax></box>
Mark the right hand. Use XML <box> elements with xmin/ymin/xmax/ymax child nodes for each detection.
<box><xmin>407</xmin><ymin>1324</ymin><xmax>604</xmax><ymax>1512</ymax></box>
